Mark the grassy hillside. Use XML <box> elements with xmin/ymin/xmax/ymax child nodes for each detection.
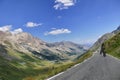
<box><xmin>103</xmin><ymin>32</ymin><xmax>120</xmax><ymax>59</ymax></box>
<box><xmin>0</xmin><ymin>45</ymin><xmax>93</xmax><ymax>80</ymax></box>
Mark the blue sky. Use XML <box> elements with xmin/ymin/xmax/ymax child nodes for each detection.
<box><xmin>0</xmin><ymin>0</ymin><xmax>120</xmax><ymax>44</ymax></box>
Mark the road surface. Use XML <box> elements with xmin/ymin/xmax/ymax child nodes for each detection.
<box><xmin>48</xmin><ymin>52</ymin><xmax>120</xmax><ymax>80</ymax></box>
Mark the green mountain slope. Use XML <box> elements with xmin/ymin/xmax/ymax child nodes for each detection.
<box><xmin>103</xmin><ymin>32</ymin><xmax>120</xmax><ymax>59</ymax></box>
<box><xmin>90</xmin><ymin>26</ymin><xmax>120</xmax><ymax>51</ymax></box>
<box><xmin>0</xmin><ymin>43</ymin><xmax>91</xmax><ymax>80</ymax></box>
<box><xmin>0</xmin><ymin>31</ymin><xmax>88</xmax><ymax>80</ymax></box>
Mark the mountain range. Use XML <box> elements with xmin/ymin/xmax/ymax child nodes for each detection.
<box><xmin>0</xmin><ymin>30</ymin><xmax>88</xmax><ymax>80</ymax></box>
<box><xmin>0</xmin><ymin>25</ymin><xmax>120</xmax><ymax>80</ymax></box>
<box><xmin>0</xmin><ymin>31</ymin><xmax>87</xmax><ymax>61</ymax></box>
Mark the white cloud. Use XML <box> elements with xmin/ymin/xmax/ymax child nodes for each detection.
<box><xmin>54</xmin><ymin>0</ymin><xmax>76</xmax><ymax>10</ymax></box>
<box><xmin>25</xmin><ymin>22</ymin><xmax>42</xmax><ymax>27</ymax></box>
<box><xmin>45</xmin><ymin>28</ymin><xmax>71</xmax><ymax>35</ymax></box>
<box><xmin>0</xmin><ymin>25</ymin><xmax>23</xmax><ymax>34</ymax></box>
<box><xmin>0</xmin><ymin>25</ymin><xmax>12</xmax><ymax>32</ymax></box>
<box><xmin>11</xmin><ymin>28</ymin><xmax>23</xmax><ymax>34</ymax></box>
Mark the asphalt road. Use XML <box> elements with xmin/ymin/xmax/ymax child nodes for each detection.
<box><xmin>48</xmin><ymin>52</ymin><xmax>120</xmax><ymax>80</ymax></box>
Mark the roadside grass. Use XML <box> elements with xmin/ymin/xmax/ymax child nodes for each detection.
<box><xmin>75</xmin><ymin>50</ymin><xmax>93</xmax><ymax>64</ymax></box>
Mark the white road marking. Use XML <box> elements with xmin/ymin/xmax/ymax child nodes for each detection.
<box><xmin>107</xmin><ymin>54</ymin><xmax>120</xmax><ymax>62</ymax></box>
<box><xmin>46</xmin><ymin>51</ymin><xmax>97</xmax><ymax>80</ymax></box>
<box><xmin>46</xmin><ymin>72</ymin><xmax>64</xmax><ymax>80</ymax></box>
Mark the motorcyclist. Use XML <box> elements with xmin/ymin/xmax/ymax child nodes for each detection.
<box><xmin>100</xmin><ymin>43</ymin><xmax>106</xmax><ymax>57</ymax></box>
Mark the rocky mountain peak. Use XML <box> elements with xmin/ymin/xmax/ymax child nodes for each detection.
<box><xmin>0</xmin><ymin>31</ymin><xmax>87</xmax><ymax>61</ymax></box>
<box><xmin>117</xmin><ymin>25</ymin><xmax>120</xmax><ymax>30</ymax></box>
<box><xmin>112</xmin><ymin>25</ymin><xmax>120</xmax><ymax>34</ymax></box>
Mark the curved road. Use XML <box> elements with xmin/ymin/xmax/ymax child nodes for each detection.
<box><xmin>48</xmin><ymin>52</ymin><xmax>120</xmax><ymax>80</ymax></box>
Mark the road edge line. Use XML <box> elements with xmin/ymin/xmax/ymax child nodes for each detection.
<box><xmin>107</xmin><ymin>54</ymin><xmax>120</xmax><ymax>62</ymax></box>
<box><xmin>46</xmin><ymin>52</ymin><xmax>96</xmax><ymax>80</ymax></box>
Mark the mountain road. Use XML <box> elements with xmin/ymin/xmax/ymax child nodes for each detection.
<box><xmin>48</xmin><ymin>52</ymin><xmax>120</xmax><ymax>80</ymax></box>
